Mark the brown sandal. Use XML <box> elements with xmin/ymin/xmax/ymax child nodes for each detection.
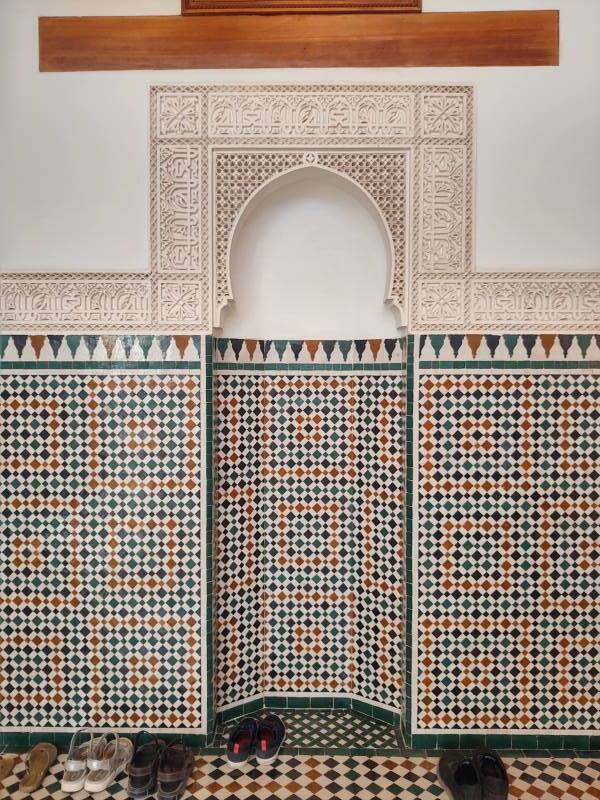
<box><xmin>157</xmin><ymin>741</ymin><xmax>194</xmax><ymax>800</ymax></box>
<box><xmin>19</xmin><ymin>742</ymin><xmax>58</xmax><ymax>792</ymax></box>
<box><xmin>0</xmin><ymin>757</ymin><xmax>16</xmax><ymax>782</ymax></box>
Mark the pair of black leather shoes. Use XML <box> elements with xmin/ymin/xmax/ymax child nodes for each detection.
<box><xmin>226</xmin><ymin>714</ymin><xmax>286</xmax><ymax>766</ymax></box>
<box><xmin>438</xmin><ymin>749</ymin><xmax>508</xmax><ymax>800</ymax></box>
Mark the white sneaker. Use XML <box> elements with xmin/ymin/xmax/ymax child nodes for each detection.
<box><xmin>85</xmin><ymin>733</ymin><xmax>134</xmax><ymax>793</ymax></box>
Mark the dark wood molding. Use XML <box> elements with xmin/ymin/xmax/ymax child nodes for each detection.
<box><xmin>39</xmin><ymin>10</ymin><xmax>559</xmax><ymax>72</ymax></box>
<box><xmin>182</xmin><ymin>0</ymin><xmax>421</xmax><ymax>14</ymax></box>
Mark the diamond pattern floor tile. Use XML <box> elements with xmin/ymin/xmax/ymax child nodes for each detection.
<box><xmin>216</xmin><ymin>711</ymin><xmax>400</xmax><ymax>750</ymax></box>
<box><xmin>1</xmin><ymin>753</ymin><xmax>599</xmax><ymax>800</ymax></box>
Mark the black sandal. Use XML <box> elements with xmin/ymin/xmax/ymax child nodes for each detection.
<box><xmin>157</xmin><ymin>740</ymin><xmax>194</xmax><ymax>800</ymax></box>
<box><xmin>127</xmin><ymin>731</ymin><xmax>165</xmax><ymax>799</ymax></box>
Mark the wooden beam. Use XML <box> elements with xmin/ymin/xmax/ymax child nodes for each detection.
<box><xmin>39</xmin><ymin>10</ymin><xmax>559</xmax><ymax>72</ymax></box>
<box><xmin>182</xmin><ymin>0</ymin><xmax>421</xmax><ymax>14</ymax></box>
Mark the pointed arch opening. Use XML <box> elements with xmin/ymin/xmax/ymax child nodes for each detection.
<box><xmin>220</xmin><ymin>165</ymin><xmax>399</xmax><ymax>339</ymax></box>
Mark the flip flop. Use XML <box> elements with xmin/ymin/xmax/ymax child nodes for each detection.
<box><xmin>19</xmin><ymin>743</ymin><xmax>58</xmax><ymax>793</ymax></box>
<box><xmin>0</xmin><ymin>757</ymin><xmax>16</xmax><ymax>782</ymax></box>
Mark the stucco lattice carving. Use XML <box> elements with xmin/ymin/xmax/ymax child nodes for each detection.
<box><xmin>2</xmin><ymin>83</ymin><xmax>599</xmax><ymax>332</ymax></box>
<box><xmin>213</xmin><ymin>149</ymin><xmax>407</xmax><ymax>323</ymax></box>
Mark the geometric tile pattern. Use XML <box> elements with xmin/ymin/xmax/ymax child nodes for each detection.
<box><xmin>262</xmin><ymin>375</ymin><xmax>359</xmax><ymax>696</ymax></box>
<box><xmin>216</xmin><ymin>710</ymin><xmax>401</xmax><ymax>751</ymax></box>
<box><xmin>0</xmin><ymin>333</ymin><xmax>205</xmax><ymax>362</ymax></box>
<box><xmin>0</xmin><ymin>372</ymin><xmax>206</xmax><ymax>730</ymax></box>
<box><xmin>214</xmin><ymin>356</ymin><xmax>405</xmax><ymax>715</ymax></box>
<box><xmin>214</xmin><ymin>337</ymin><xmax>405</xmax><ymax>365</ymax></box>
<box><xmin>417</xmin><ymin>331</ymin><xmax>600</xmax><ymax>363</ymax></box>
<box><xmin>214</xmin><ymin>373</ymin><xmax>264</xmax><ymax>707</ymax></box>
<box><xmin>414</xmin><ymin>341</ymin><xmax>600</xmax><ymax>732</ymax></box>
<box><xmin>2</xmin><ymin>753</ymin><xmax>600</xmax><ymax>800</ymax></box>
<box><xmin>354</xmin><ymin>377</ymin><xmax>406</xmax><ymax>711</ymax></box>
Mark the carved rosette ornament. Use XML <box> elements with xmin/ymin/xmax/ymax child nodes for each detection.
<box><xmin>1</xmin><ymin>84</ymin><xmax>598</xmax><ymax>332</ymax></box>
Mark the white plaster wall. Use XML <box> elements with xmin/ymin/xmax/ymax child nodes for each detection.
<box><xmin>1</xmin><ymin>0</ymin><xmax>599</xmax><ymax>332</ymax></box>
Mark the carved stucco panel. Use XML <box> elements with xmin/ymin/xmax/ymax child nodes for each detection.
<box><xmin>2</xmin><ymin>84</ymin><xmax>599</xmax><ymax>332</ymax></box>
<box><xmin>157</xmin><ymin>144</ymin><xmax>202</xmax><ymax>273</ymax></box>
<box><xmin>156</xmin><ymin>93</ymin><xmax>203</xmax><ymax>139</ymax></box>
<box><xmin>158</xmin><ymin>279</ymin><xmax>206</xmax><ymax>326</ymax></box>
<box><xmin>0</xmin><ymin>279</ymin><xmax>152</xmax><ymax>327</ymax></box>
<box><xmin>471</xmin><ymin>276</ymin><xmax>600</xmax><ymax>329</ymax></box>
<box><xmin>419</xmin><ymin>146</ymin><xmax>467</xmax><ymax>273</ymax></box>
<box><xmin>421</xmin><ymin>94</ymin><xmax>467</xmax><ymax>139</ymax></box>
<box><xmin>207</xmin><ymin>91</ymin><xmax>415</xmax><ymax>139</ymax></box>
<box><xmin>414</xmin><ymin>279</ymin><xmax>466</xmax><ymax>328</ymax></box>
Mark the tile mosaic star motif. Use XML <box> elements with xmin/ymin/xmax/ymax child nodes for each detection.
<box><xmin>0</xmin><ymin>373</ymin><xmax>205</xmax><ymax>730</ymax></box>
<box><xmin>214</xmin><ymin>355</ymin><xmax>406</xmax><ymax>715</ymax></box>
<box><xmin>414</xmin><ymin>354</ymin><xmax>600</xmax><ymax>732</ymax></box>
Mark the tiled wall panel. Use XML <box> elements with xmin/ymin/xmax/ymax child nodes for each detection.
<box><xmin>214</xmin><ymin>339</ymin><xmax>406</xmax><ymax>713</ymax></box>
<box><xmin>0</xmin><ymin>334</ymin><xmax>211</xmax><ymax>734</ymax></box>
<box><xmin>411</xmin><ymin>333</ymin><xmax>600</xmax><ymax>735</ymax></box>
<box><xmin>355</xmin><ymin>374</ymin><xmax>406</xmax><ymax>711</ymax></box>
<box><xmin>213</xmin><ymin>374</ymin><xmax>264</xmax><ymax>706</ymax></box>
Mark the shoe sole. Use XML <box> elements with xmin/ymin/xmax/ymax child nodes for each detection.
<box><xmin>128</xmin><ymin>787</ymin><xmax>157</xmax><ymax>800</ymax></box>
<box><xmin>61</xmin><ymin>777</ymin><xmax>87</xmax><ymax>793</ymax></box>
<box><xmin>255</xmin><ymin>732</ymin><xmax>286</xmax><ymax>766</ymax></box>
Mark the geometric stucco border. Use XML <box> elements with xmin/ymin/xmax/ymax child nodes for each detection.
<box><xmin>1</xmin><ymin>83</ymin><xmax>599</xmax><ymax>333</ymax></box>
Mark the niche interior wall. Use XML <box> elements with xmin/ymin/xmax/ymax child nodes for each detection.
<box><xmin>0</xmin><ymin>84</ymin><xmax>599</xmax><ymax>749</ymax></box>
<box><xmin>213</xmin><ymin>337</ymin><xmax>406</xmax><ymax>722</ymax></box>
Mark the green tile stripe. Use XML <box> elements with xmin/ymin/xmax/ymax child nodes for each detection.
<box><xmin>214</xmin><ymin>362</ymin><xmax>405</xmax><ymax>372</ymax></box>
<box><xmin>404</xmin><ymin>335</ymin><xmax>415</xmax><ymax>748</ymax></box>
<box><xmin>204</xmin><ymin>335</ymin><xmax>215</xmax><ymax>739</ymax></box>
<box><xmin>0</xmin><ymin>361</ymin><xmax>202</xmax><ymax>371</ymax></box>
<box><xmin>0</xmin><ymin>731</ymin><xmax>210</xmax><ymax>752</ymax></box>
<box><xmin>217</xmin><ymin>697</ymin><xmax>401</xmax><ymax>727</ymax></box>
<box><xmin>411</xmin><ymin>731</ymin><xmax>600</xmax><ymax>755</ymax></box>
<box><xmin>419</xmin><ymin>360</ymin><xmax>600</xmax><ymax>370</ymax></box>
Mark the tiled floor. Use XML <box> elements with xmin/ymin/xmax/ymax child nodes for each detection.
<box><xmin>215</xmin><ymin>711</ymin><xmax>402</xmax><ymax>753</ymax></box>
<box><xmin>1</xmin><ymin>753</ymin><xmax>600</xmax><ymax>799</ymax></box>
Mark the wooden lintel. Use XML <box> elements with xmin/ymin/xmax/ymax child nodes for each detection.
<box><xmin>181</xmin><ymin>0</ymin><xmax>421</xmax><ymax>13</ymax></box>
<box><xmin>39</xmin><ymin>10</ymin><xmax>559</xmax><ymax>72</ymax></box>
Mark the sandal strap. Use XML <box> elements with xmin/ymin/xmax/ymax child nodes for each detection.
<box><xmin>158</xmin><ymin>767</ymin><xmax>188</xmax><ymax>783</ymax></box>
<box><xmin>64</xmin><ymin>758</ymin><xmax>86</xmax><ymax>772</ymax></box>
<box><xmin>88</xmin><ymin>757</ymin><xmax>110</xmax><ymax>771</ymax></box>
<box><xmin>128</xmin><ymin>762</ymin><xmax>156</xmax><ymax>778</ymax></box>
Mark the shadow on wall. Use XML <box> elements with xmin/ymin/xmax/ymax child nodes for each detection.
<box><xmin>220</xmin><ymin>167</ymin><xmax>400</xmax><ymax>340</ymax></box>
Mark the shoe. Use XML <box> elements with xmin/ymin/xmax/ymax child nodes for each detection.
<box><xmin>127</xmin><ymin>731</ymin><xmax>165</xmax><ymax>799</ymax></box>
<box><xmin>437</xmin><ymin>751</ymin><xmax>482</xmax><ymax>800</ymax></box>
<box><xmin>157</xmin><ymin>740</ymin><xmax>194</xmax><ymax>799</ymax></box>
<box><xmin>473</xmin><ymin>749</ymin><xmax>508</xmax><ymax>800</ymax></box>
<box><xmin>20</xmin><ymin>743</ymin><xmax>58</xmax><ymax>793</ymax></box>
<box><xmin>0</xmin><ymin>756</ymin><xmax>16</xmax><ymax>782</ymax></box>
<box><xmin>226</xmin><ymin>717</ymin><xmax>257</xmax><ymax>764</ymax></box>
<box><xmin>85</xmin><ymin>733</ymin><xmax>134</xmax><ymax>793</ymax></box>
<box><xmin>255</xmin><ymin>714</ymin><xmax>286</xmax><ymax>766</ymax></box>
<box><xmin>61</xmin><ymin>730</ymin><xmax>105</xmax><ymax>793</ymax></box>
